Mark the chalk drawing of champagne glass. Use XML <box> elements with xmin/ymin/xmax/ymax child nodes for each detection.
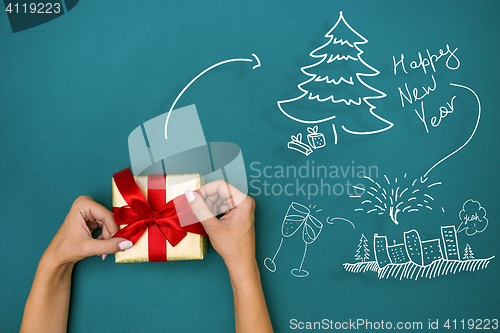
<box><xmin>264</xmin><ymin>202</ymin><xmax>323</xmax><ymax>277</ymax></box>
<box><xmin>292</xmin><ymin>214</ymin><xmax>323</xmax><ymax>277</ymax></box>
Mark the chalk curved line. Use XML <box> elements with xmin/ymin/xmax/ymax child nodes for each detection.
<box><xmin>251</xmin><ymin>53</ymin><xmax>261</xmax><ymax>69</ymax></box>
<box><xmin>424</xmin><ymin>194</ymin><xmax>434</xmax><ymax>200</ymax></box>
<box><xmin>363</xmin><ymin>175</ymin><xmax>375</xmax><ymax>183</ymax></box>
<box><xmin>341</xmin><ymin>114</ymin><xmax>394</xmax><ymax>135</ymax></box>
<box><xmin>332</xmin><ymin>123</ymin><xmax>338</xmax><ymax>144</ymax></box>
<box><xmin>423</xmin><ymin>83</ymin><xmax>481</xmax><ymax>178</ymax></box>
<box><xmin>277</xmin><ymin>93</ymin><xmax>338</xmax><ymax>124</ymax></box>
<box><xmin>327</xmin><ymin>217</ymin><xmax>355</xmax><ymax>229</ymax></box>
<box><xmin>165</xmin><ymin>55</ymin><xmax>259</xmax><ymax>139</ymax></box>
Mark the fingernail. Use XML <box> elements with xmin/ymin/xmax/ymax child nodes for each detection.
<box><xmin>102</xmin><ymin>254</ymin><xmax>107</xmax><ymax>260</ymax></box>
<box><xmin>185</xmin><ymin>190</ymin><xmax>196</xmax><ymax>203</ymax></box>
<box><xmin>118</xmin><ymin>240</ymin><xmax>133</xmax><ymax>251</ymax></box>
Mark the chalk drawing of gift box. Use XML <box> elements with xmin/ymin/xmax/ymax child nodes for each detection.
<box><xmin>288</xmin><ymin>133</ymin><xmax>313</xmax><ymax>156</ymax></box>
<box><xmin>306</xmin><ymin>126</ymin><xmax>326</xmax><ymax>149</ymax></box>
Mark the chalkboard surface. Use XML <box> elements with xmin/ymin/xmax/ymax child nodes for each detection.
<box><xmin>1</xmin><ymin>1</ymin><xmax>499</xmax><ymax>332</ymax></box>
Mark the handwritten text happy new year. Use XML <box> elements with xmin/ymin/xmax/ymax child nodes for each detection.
<box><xmin>393</xmin><ymin>44</ymin><xmax>460</xmax><ymax>133</ymax></box>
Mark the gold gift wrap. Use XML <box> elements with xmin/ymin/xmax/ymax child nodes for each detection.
<box><xmin>112</xmin><ymin>174</ymin><xmax>208</xmax><ymax>263</ymax></box>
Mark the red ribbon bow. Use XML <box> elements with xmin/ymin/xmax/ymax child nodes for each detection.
<box><xmin>112</xmin><ymin>167</ymin><xmax>207</xmax><ymax>261</ymax></box>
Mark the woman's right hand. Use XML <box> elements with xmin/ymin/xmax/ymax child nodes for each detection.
<box><xmin>185</xmin><ymin>180</ymin><xmax>256</xmax><ymax>271</ymax></box>
<box><xmin>185</xmin><ymin>181</ymin><xmax>274</xmax><ymax>333</ymax></box>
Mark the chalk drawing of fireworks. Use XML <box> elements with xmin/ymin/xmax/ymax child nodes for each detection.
<box><xmin>353</xmin><ymin>174</ymin><xmax>442</xmax><ymax>224</ymax></box>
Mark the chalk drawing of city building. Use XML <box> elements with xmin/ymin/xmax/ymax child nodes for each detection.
<box><xmin>344</xmin><ymin>225</ymin><xmax>494</xmax><ymax>280</ymax></box>
<box><xmin>374</xmin><ymin>226</ymin><xmax>460</xmax><ymax>268</ymax></box>
<box><xmin>441</xmin><ymin>226</ymin><xmax>460</xmax><ymax>260</ymax></box>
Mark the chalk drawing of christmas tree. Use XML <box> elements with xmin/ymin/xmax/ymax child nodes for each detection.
<box><xmin>463</xmin><ymin>244</ymin><xmax>475</xmax><ymax>260</ymax></box>
<box><xmin>278</xmin><ymin>11</ymin><xmax>393</xmax><ymax>140</ymax></box>
<box><xmin>355</xmin><ymin>234</ymin><xmax>370</xmax><ymax>263</ymax></box>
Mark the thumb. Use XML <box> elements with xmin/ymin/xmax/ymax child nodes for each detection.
<box><xmin>185</xmin><ymin>190</ymin><xmax>220</xmax><ymax>228</ymax></box>
<box><xmin>83</xmin><ymin>237</ymin><xmax>133</xmax><ymax>257</ymax></box>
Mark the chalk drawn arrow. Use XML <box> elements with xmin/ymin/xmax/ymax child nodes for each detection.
<box><xmin>164</xmin><ymin>53</ymin><xmax>261</xmax><ymax>139</ymax></box>
<box><xmin>421</xmin><ymin>82</ymin><xmax>481</xmax><ymax>182</ymax></box>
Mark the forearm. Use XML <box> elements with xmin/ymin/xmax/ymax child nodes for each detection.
<box><xmin>20</xmin><ymin>251</ymin><xmax>73</xmax><ymax>333</ymax></box>
<box><xmin>228</xmin><ymin>259</ymin><xmax>273</xmax><ymax>333</ymax></box>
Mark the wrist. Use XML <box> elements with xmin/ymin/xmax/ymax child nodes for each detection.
<box><xmin>39</xmin><ymin>248</ymin><xmax>75</xmax><ymax>277</ymax></box>
<box><xmin>224</xmin><ymin>252</ymin><xmax>256</xmax><ymax>273</ymax></box>
<box><xmin>226</xmin><ymin>257</ymin><xmax>260</xmax><ymax>285</ymax></box>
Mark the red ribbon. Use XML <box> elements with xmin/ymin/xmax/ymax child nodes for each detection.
<box><xmin>112</xmin><ymin>167</ymin><xmax>207</xmax><ymax>262</ymax></box>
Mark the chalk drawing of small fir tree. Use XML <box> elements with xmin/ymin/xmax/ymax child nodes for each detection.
<box><xmin>355</xmin><ymin>234</ymin><xmax>370</xmax><ymax>262</ymax></box>
<box><xmin>463</xmin><ymin>244</ymin><xmax>475</xmax><ymax>260</ymax></box>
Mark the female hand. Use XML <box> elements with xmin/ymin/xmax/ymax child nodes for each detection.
<box><xmin>21</xmin><ymin>196</ymin><xmax>134</xmax><ymax>333</ymax></box>
<box><xmin>185</xmin><ymin>181</ymin><xmax>274</xmax><ymax>333</ymax></box>
<box><xmin>185</xmin><ymin>180</ymin><xmax>255</xmax><ymax>271</ymax></box>
<box><xmin>44</xmin><ymin>195</ymin><xmax>132</xmax><ymax>265</ymax></box>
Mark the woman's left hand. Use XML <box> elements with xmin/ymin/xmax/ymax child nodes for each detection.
<box><xmin>44</xmin><ymin>195</ymin><xmax>132</xmax><ymax>265</ymax></box>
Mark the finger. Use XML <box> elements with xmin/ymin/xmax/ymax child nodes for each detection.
<box><xmin>77</xmin><ymin>197</ymin><xmax>120</xmax><ymax>237</ymax></box>
<box><xmin>198</xmin><ymin>180</ymin><xmax>247</xmax><ymax>211</ymax></box>
<box><xmin>219</xmin><ymin>204</ymin><xmax>232</xmax><ymax>213</ymax></box>
<box><xmin>100</xmin><ymin>223</ymin><xmax>114</xmax><ymax>240</ymax></box>
<box><xmin>83</xmin><ymin>237</ymin><xmax>133</xmax><ymax>257</ymax></box>
<box><xmin>87</xmin><ymin>220</ymin><xmax>99</xmax><ymax>232</ymax></box>
<box><xmin>205</xmin><ymin>198</ymin><xmax>214</xmax><ymax>214</ymax></box>
<box><xmin>185</xmin><ymin>190</ymin><xmax>220</xmax><ymax>228</ymax></box>
<box><xmin>211</xmin><ymin>203</ymin><xmax>219</xmax><ymax>216</ymax></box>
<box><xmin>215</xmin><ymin>197</ymin><xmax>223</xmax><ymax>207</ymax></box>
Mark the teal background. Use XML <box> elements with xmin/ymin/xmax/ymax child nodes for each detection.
<box><xmin>1</xmin><ymin>1</ymin><xmax>499</xmax><ymax>332</ymax></box>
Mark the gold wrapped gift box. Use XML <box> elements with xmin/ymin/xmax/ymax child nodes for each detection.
<box><xmin>112</xmin><ymin>174</ymin><xmax>208</xmax><ymax>263</ymax></box>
